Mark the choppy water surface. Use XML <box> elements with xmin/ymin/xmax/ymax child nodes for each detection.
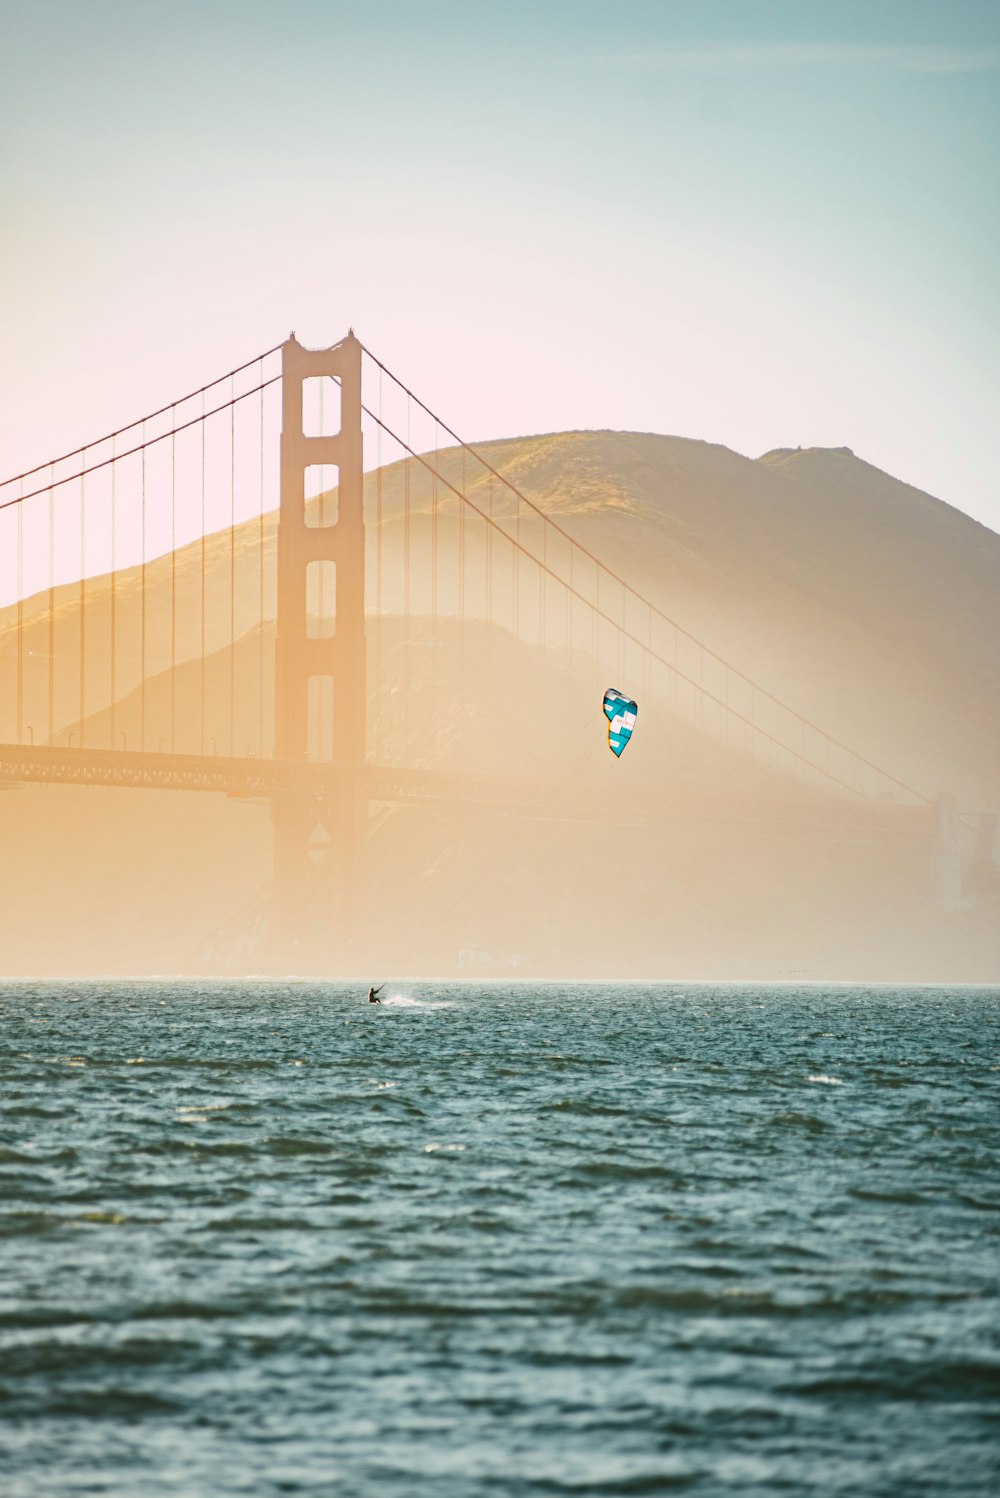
<box><xmin>1</xmin><ymin>982</ymin><xmax>998</xmax><ymax>1496</ymax></box>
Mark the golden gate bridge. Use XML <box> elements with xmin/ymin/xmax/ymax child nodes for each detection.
<box><xmin>0</xmin><ymin>332</ymin><xmax>963</xmax><ymax>967</ymax></box>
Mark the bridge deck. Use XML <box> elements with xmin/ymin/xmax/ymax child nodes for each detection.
<box><xmin>0</xmin><ymin>743</ymin><xmax>939</xmax><ymax>835</ymax></box>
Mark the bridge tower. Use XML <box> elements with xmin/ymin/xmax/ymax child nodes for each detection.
<box><xmin>272</xmin><ymin>332</ymin><xmax>366</xmax><ymax>970</ymax></box>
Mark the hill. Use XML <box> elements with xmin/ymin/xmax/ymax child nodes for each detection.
<box><xmin>0</xmin><ymin>432</ymin><xmax>996</xmax><ymax>979</ymax></box>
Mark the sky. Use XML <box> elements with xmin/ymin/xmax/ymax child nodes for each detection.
<box><xmin>1</xmin><ymin>0</ymin><xmax>998</xmax><ymax>531</ymax></box>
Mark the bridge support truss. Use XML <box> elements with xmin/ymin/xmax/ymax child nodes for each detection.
<box><xmin>273</xmin><ymin>332</ymin><xmax>366</xmax><ymax>970</ymax></box>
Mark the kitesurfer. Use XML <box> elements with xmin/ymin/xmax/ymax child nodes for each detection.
<box><xmin>367</xmin><ymin>985</ymin><xmax>384</xmax><ymax>1004</ymax></box>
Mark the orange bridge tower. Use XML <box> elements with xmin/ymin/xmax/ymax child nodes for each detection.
<box><xmin>273</xmin><ymin>331</ymin><xmax>366</xmax><ymax>970</ymax></box>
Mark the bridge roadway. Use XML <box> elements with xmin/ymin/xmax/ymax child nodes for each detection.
<box><xmin>0</xmin><ymin>742</ymin><xmax>937</xmax><ymax>837</ymax></box>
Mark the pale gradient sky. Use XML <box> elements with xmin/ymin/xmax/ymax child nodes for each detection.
<box><xmin>2</xmin><ymin>0</ymin><xmax>998</xmax><ymax>530</ymax></box>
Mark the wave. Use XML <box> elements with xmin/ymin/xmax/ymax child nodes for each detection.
<box><xmin>379</xmin><ymin>995</ymin><xmax>455</xmax><ymax>1009</ymax></box>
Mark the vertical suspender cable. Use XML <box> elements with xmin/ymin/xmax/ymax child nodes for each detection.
<box><xmin>568</xmin><ymin>547</ymin><xmax>574</xmax><ymax>677</ymax></box>
<box><xmin>375</xmin><ymin>364</ymin><xmax>383</xmax><ymax>757</ymax></box>
<box><xmin>486</xmin><ymin>473</ymin><xmax>493</xmax><ymax>679</ymax></box>
<box><xmin>403</xmin><ymin>398</ymin><xmax>411</xmax><ymax>624</ymax></box>
<box><xmin>618</xmin><ymin>581</ymin><xmax>625</xmax><ymax>683</ymax></box>
<box><xmin>79</xmin><ymin>451</ymin><xmax>85</xmax><ymax>747</ymax></box>
<box><xmin>592</xmin><ymin>564</ymin><xmax>598</xmax><ymax>675</ymax></box>
<box><xmin>140</xmin><ymin>423</ymin><xmax>147</xmax><ymax>751</ymax></box>
<box><xmin>200</xmin><ymin>394</ymin><xmax>206</xmax><ymax>756</ymax></box>
<box><xmin>459</xmin><ymin>446</ymin><xmax>465</xmax><ymax>713</ymax></box>
<box><xmin>47</xmin><ymin>467</ymin><xmax>54</xmax><ymax>744</ymax></box>
<box><xmin>403</xmin><ymin>394</ymin><xmax>412</xmax><ymax>759</ymax></box>
<box><xmin>431</xmin><ymin>418</ymin><xmax>439</xmax><ymax>760</ymax></box>
<box><xmin>431</xmin><ymin>418</ymin><xmax>438</xmax><ymax>646</ymax></box>
<box><xmin>670</xmin><ymin>617</ymin><xmax>677</xmax><ymax>716</ymax></box>
<box><xmin>723</xmin><ymin>661</ymin><xmax>731</xmax><ymax>757</ymax></box>
<box><xmin>110</xmin><ymin>436</ymin><xmax>117</xmax><ymax>750</ymax></box>
<box><xmin>540</xmin><ymin>522</ymin><xmax>546</xmax><ymax>660</ymax></box>
<box><xmin>511</xmin><ymin>493</ymin><xmax>518</xmax><ymax>671</ymax></box>
<box><xmin>318</xmin><ymin>376</ymin><xmax>325</xmax><ymax>655</ymax></box>
<box><xmin>644</xmin><ymin>604</ymin><xmax>652</xmax><ymax>703</ymax></box>
<box><xmin>170</xmin><ymin>408</ymin><xmax>177</xmax><ymax>752</ymax></box>
<box><xmin>16</xmin><ymin>480</ymin><xmax>23</xmax><ymax>743</ymax></box>
<box><xmin>230</xmin><ymin>376</ymin><xmax>236</xmax><ymax>756</ymax></box>
<box><xmin>258</xmin><ymin>363</ymin><xmax>265</xmax><ymax>758</ymax></box>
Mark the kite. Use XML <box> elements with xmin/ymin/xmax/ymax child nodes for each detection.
<box><xmin>603</xmin><ymin>688</ymin><xmax>637</xmax><ymax>758</ymax></box>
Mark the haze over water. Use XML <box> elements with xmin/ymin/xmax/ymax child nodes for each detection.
<box><xmin>2</xmin><ymin>981</ymin><xmax>997</xmax><ymax>1496</ymax></box>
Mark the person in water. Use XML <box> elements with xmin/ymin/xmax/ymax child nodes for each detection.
<box><xmin>367</xmin><ymin>985</ymin><xmax>384</xmax><ymax>1004</ymax></box>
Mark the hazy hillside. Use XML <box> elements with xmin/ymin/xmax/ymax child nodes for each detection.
<box><xmin>450</xmin><ymin>432</ymin><xmax>1000</xmax><ymax>806</ymax></box>
<box><xmin>0</xmin><ymin>432</ymin><xmax>997</xmax><ymax>980</ymax></box>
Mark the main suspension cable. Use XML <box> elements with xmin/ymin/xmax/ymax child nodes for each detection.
<box><xmin>1</xmin><ymin>376</ymin><xmax>281</xmax><ymax>513</ymax></box>
<box><xmin>359</xmin><ymin>345</ymin><xmax>933</xmax><ymax>807</ymax></box>
<box><xmin>362</xmin><ymin>400</ymin><xmax>931</xmax><ymax>807</ymax></box>
<box><xmin>1</xmin><ymin>343</ymin><xmax>284</xmax><ymax>490</ymax></box>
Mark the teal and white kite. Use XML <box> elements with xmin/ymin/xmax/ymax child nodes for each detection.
<box><xmin>603</xmin><ymin>687</ymin><xmax>637</xmax><ymax>757</ymax></box>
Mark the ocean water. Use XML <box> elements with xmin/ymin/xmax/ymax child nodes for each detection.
<box><xmin>1</xmin><ymin>982</ymin><xmax>998</xmax><ymax>1497</ymax></box>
